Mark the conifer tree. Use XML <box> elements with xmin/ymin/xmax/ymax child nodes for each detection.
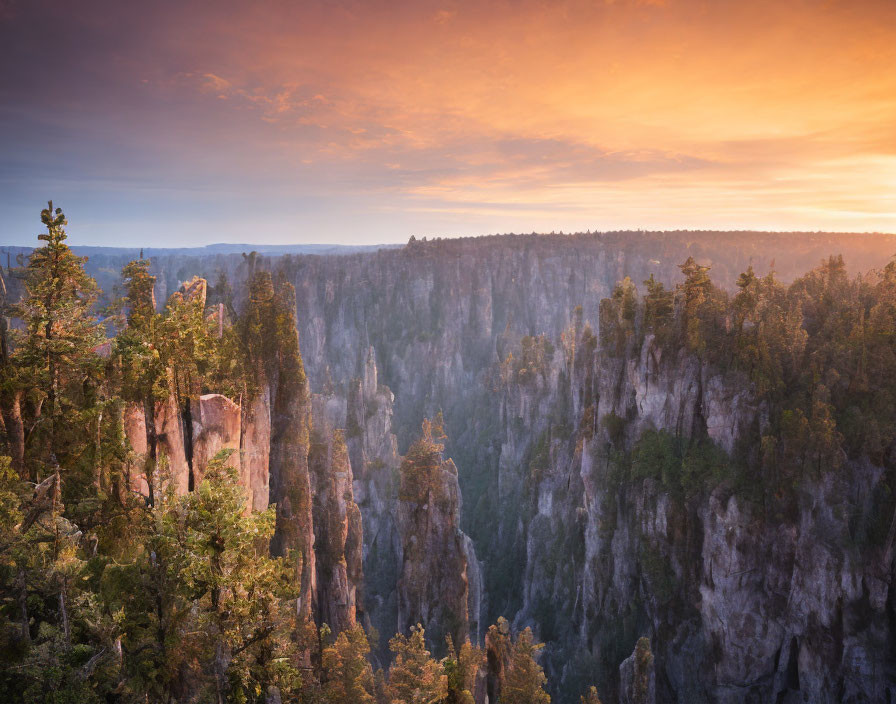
<box><xmin>321</xmin><ymin>624</ymin><xmax>376</xmax><ymax>704</ymax></box>
<box><xmin>580</xmin><ymin>686</ymin><xmax>602</xmax><ymax>704</ymax></box>
<box><xmin>386</xmin><ymin>624</ymin><xmax>447</xmax><ymax>704</ymax></box>
<box><xmin>643</xmin><ymin>274</ymin><xmax>673</xmax><ymax>342</ymax></box>
<box><xmin>502</xmin><ymin>627</ymin><xmax>550</xmax><ymax>704</ymax></box>
<box><xmin>676</xmin><ymin>256</ymin><xmax>715</xmax><ymax>355</ymax></box>
<box><xmin>444</xmin><ymin>636</ymin><xmax>482</xmax><ymax>704</ymax></box>
<box><xmin>11</xmin><ymin>202</ymin><xmax>102</xmax><ymax>478</ymax></box>
<box><xmin>113</xmin><ymin>258</ymin><xmax>166</xmax><ymax>502</ymax></box>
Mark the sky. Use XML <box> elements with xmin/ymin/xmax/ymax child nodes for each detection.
<box><xmin>1</xmin><ymin>0</ymin><xmax>895</xmax><ymax>247</ymax></box>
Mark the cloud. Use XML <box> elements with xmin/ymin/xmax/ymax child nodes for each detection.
<box><xmin>2</xmin><ymin>0</ymin><xmax>896</xmax><ymax>244</ymax></box>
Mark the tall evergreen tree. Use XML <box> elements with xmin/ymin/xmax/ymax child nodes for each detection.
<box><xmin>11</xmin><ymin>202</ymin><xmax>102</xmax><ymax>479</ymax></box>
<box><xmin>501</xmin><ymin>627</ymin><xmax>550</xmax><ymax>704</ymax></box>
<box><xmin>321</xmin><ymin>624</ymin><xmax>376</xmax><ymax>704</ymax></box>
<box><xmin>386</xmin><ymin>624</ymin><xmax>447</xmax><ymax>704</ymax></box>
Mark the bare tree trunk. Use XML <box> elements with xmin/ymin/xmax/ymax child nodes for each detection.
<box><xmin>214</xmin><ymin>640</ymin><xmax>231</xmax><ymax>704</ymax></box>
<box><xmin>144</xmin><ymin>396</ymin><xmax>158</xmax><ymax>506</ymax></box>
<box><xmin>95</xmin><ymin>408</ymin><xmax>104</xmax><ymax>492</ymax></box>
<box><xmin>2</xmin><ymin>390</ymin><xmax>25</xmax><ymax>479</ymax></box>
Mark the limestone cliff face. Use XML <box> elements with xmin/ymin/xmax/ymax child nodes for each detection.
<box><xmin>342</xmin><ymin>348</ymin><xmax>404</xmax><ymax>660</ymax></box>
<box><xmin>240</xmin><ymin>388</ymin><xmax>271</xmax><ymax>512</ymax></box>
<box><xmin>190</xmin><ymin>393</ymin><xmax>241</xmax><ymax>486</ymax></box>
<box><xmin>124</xmin><ymin>390</ymin><xmax>266</xmax><ymax>501</ymax></box>
<box><xmin>123</xmin><ymin>390</ymin><xmax>190</xmax><ymax>495</ymax></box>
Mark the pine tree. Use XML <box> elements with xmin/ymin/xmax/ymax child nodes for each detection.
<box><xmin>113</xmin><ymin>258</ymin><xmax>166</xmax><ymax>503</ymax></box>
<box><xmin>386</xmin><ymin>624</ymin><xmax>447</xmax><ymax>704</ymax></box>
<box><xmin>108</xmin><ymin>451</ymin><xmax>300</xmax><ymax>703</ymax></box>
<box><xmin>321</xmin><ymin>624</ymin><xmax>376</xmax><ymax>704</ymax></box>
<box><xmin>501</xmin><ymin>627</ymin><xmax>550</xmax><ymax>704</ymax></box>
<box><xmin>643</xmin><ymin>274</ymin><xmax>673</xmax><ymax>342</ymax></box>
<box><xmin>11</xmin><ymin>202</ymin><xmax>102</xmax><ymax>478</ymax></box>
<box><xmin>676</xmin><ymin>256</ymin><xmax>715</xmax><ymax>355</ymax></box>
<box><xmin>444</xmin><ymin>636</ymin><xmax>482</xmax><ymax>704</ymax></box>
<box><xmin>580</xmin><ymin>686</ymin><xmax>602</xmax><ymax>704</ymax></box>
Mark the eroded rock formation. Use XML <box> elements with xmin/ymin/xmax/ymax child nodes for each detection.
<box><xmin>309</xmin><ymin>405</ymin><xmax>364</xmax><ymax>633</ymax></box>
<box><xmin>396</xmin><ymin>419</ymin><xmax>476</xmax><ymax>652</ymax></box>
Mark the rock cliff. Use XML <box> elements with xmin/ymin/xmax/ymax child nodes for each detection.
<box><xmin>396</xmin><ymin>420</ymin><xmax>475</xmax><ymax>652</ymax></box>
<box><xmin>309</xmin><ymin>396</ymin><xmax>365</xmax><ymax>634</ymax></box>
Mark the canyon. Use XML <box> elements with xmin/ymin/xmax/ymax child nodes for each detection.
<box><xmin>64</xmin><ymin>230</ymin><xmax>896</xmax><ymax>702</ymax></box>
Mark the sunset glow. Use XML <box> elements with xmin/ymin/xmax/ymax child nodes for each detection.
<box><xmin>2</xmin><ymin>0</ymin><xmax>895</xmax><ymax>244</ymax></box>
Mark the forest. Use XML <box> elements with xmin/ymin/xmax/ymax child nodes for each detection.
<box><xmin>2</xmin><ymin>204</ymin><xmax>896</xmax><ymax>703</ymax></box>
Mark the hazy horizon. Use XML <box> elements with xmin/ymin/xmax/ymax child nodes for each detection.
<box><xmin>4</xmin><ymin>227</ymin><xmax>896</xmax><ymax>251</ymax></box>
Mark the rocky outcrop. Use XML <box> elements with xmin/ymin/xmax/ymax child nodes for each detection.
<box><xmin>241</xmin><ymin>387</ymin><xmax>271</xmax><ymax>512</ymax></box>
<box><xmin>305</xmin><ymin>348</ymin><xmax>403</xmax><ymax>660</ymax></box>
<box><xmin>124</xmin><ymin>392</ymin><xmax>254</xmax><ymax>501</ymax></box>
<box><xmin>175</xmin><ymin>276</ymin><xmax>207</xmax><ymax>309</ymax></box>
<box><xmin>343</xmin><ymin>348</ymin><xmax>404</xmax><ymax>662</ymax></box>
<box><xmin>396</xmin><ymin>421</ymin><xmax>476</xmax><ymax>652</ymax></box>
<box><xmin>266</xmin><ymin>297</ymin><xmax>316</xmax><ymax>620</ymax></box>
<box><xmin>123</xmin><ymin>389</ymin><xmax>191</xmax><ymax>495</ymax></box>
<box><xmin>309</xmin><ymin>401</ymin><xmax>365</xmax><ymax>634</ymax></box>
<box><xmin>481</xmin><ymin>323</ymin><xmax>896</xmax><ymax>702</ymax></box>
<box><xmin>190</xmin><ymin>394</ymin><xmax>241</xmax><ymax>485</ymax></box>
<box><xmin>618</xmin><ymin>638</ymin><xmax>655</xmax><ymax>704</ymax></box>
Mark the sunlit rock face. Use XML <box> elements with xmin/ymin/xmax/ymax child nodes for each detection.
<box><xmin>122</xmin><ymin>391</ymin><xmax>191</xmax><ymax>495</ymax></box>
<box><xmin>241</xmin><ymin>389</ymin><xmax>271</xmax><ymax>512</ymax></box>
<box><xmin>190</xmin><ymin>393</ymin><xmax>241</xmax><ymax>485</ymax></box>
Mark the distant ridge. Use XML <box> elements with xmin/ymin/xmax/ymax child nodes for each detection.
<box><xmin>0</xmin><ymin>242</ymin><xmax>401</xmax><ymax>257</ymax></box>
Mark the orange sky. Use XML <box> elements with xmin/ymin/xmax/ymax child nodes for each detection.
<box><xmin>1</xmin><ymin>0</ymin><xmax>895</xmax><ymax>244</ymax></box>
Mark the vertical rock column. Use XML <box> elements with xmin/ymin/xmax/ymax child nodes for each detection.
<box><xmin>266</xmin><ymin>281</ymin><xmax>316</xmax><ymax>621</ymax></box>
<box><xmin>309</xmin><ymin>423</ymin><xmax>365</xmax><ymax>634</ymax></box>
<box><xmin>396</xmin><ymin>419</ymin><xmax>472</xmax><ymax>650</ymax></box>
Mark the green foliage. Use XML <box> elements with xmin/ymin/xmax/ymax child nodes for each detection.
<box><xmin>103</xmin><ymin>451</ymin><xmax>300</xmax><ymax>703</ymax></box>
<box><xmin>399</xmin><ymin>418</ymin><xmax>451</xmax><ymax>508</ymax></box>
<box><xmin>9</xmin><ymin>202</ymin><xmax>103</xmax><ymax>478</ymax></box>
<box><xmin>444</xmin><ymin>636</ymin><xmax>481</xmax><ymax>704</ymax></box>
<box><xmin>629</xmin><ymin>430</ymin><xmax>729</xmax><ymax>500</ymax></box>
<box><xmin>502</xmin><ymin>627</ymin><xmax>550</xmax><ymax>704</ymax></box>
<box><xmin>598</xmin><ymin>254</ymin><xmax>896</xmax><ymax>503</ymax></box>
<box><xmin>642</xmin><ymin>274</ymin><xmax>673</xmax><ymax>342</ymax></box>
<box><xmin>638</xmin><ymin>543</ymin><xmax>677</xmax><ymax>606</ymax></box>
<box><xmin>321</xmin><ymin>624</ymin><xmax>376</xmax><ymax>704</ymax></box>
<box><xmin>600</xmin><ymin>277</ymin><xmax>638</xmax><ymax>353</ymax></box>
<box><xmin>677</xmin><ymin>256</ymin><xmax>720</xmax><ymax>355</ymax></box>
<box><xmin>387</xmin><ymin>624</ymin><xmax>447</xmax><ymax>704</ymax></box>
